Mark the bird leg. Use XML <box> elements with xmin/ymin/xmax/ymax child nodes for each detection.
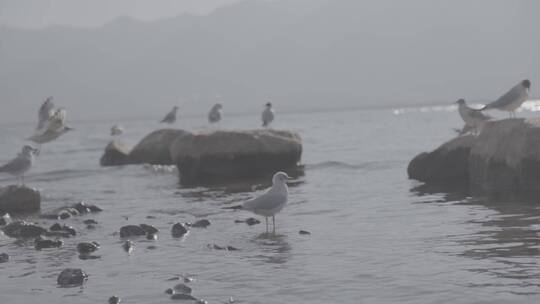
<box><xmin>272</xmin><ymin>216</ymin><xmax>276</xmax><ymax>235</ymax></box>
<box><xmin>265</xmin><ymin>217</ymin><xmax>269</xmax><ymax>234</ymax></box>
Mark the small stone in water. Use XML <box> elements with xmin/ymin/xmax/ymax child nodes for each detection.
<box><xmin>165</xmin><ymin>288</ymin><xmax>174</xmax><ymax>294</ymax></box>
<box><xmin>139</xmin><ymin>223</ymin><xmax>159</xmax><ymax>235</ymax></box>
<box><xmin>146</xmin><ymin>245</ymin><xmax>157</xmax><ymax>250</ymax></box>
<box><xmin>119</xmin><ymin>225</ymin><xmax>146</xmax><ymax>238</ymax></box>
<box><xmin>57</xmin><ymin>268</ymin><xmax>88</xmax><ymax>286</ymax></box>
<box><xmin>83</xmin><ymin>219</ymin><xmax>98</xmax><ymax>225</ymax></box>
<box><xmin>171</xmin><ymin>294</ymin><xmax>198</xmax><ymax>301</ymax></box>
<box><xmin>49</xmin><ymin>223</ymin><xmax>63</xmax><ymax>231</ymax></box>
<box><xmin>191</xmin><ymin>219</ymin><xmax>211</xmax><ymax>228</ymax></box>
<box><xmin>87</xmin><ymin>224</ymin><xmax>96</xmax><ymax>229</ymax></box>
<box><xmin>146</xmin><ymin>233</ymin><xmax>158</xmax><ymax>240</ymax></box>
<box><xmin>299</xmin><ymin>230</ymin><xmax>311</xmax><ymax>235</ymax></box>
<box><xmin>34</xmin><ymin>237</ymin><xmax>63</xmax><ymax>250</ymax></box>
<box><xmin>77</xmin><ymin>242</ymin><xmax>99</xmax><ymax>255</ymax></box>
<box><xmin>122</xmin><ymin>240</ymin><xmax>134</xmax><ymax>253</ymax></box>
<box><xmin>108</xmin><ymin>295</ymin><xmax>121</xmax><ymax>304</ymax></box>
<box><xmin>173</xmin><ymin>283</ymin><xmax>192</xmax><ymax>294</ymax></box>
<box><xmin>0</xmin><ymin>253</ymin><xmax>9</xmax><ymax>263</ymax></box>
<box><xmin>171</xmin><ymin>223</ymin><xmax>188</xmax><ymax>238</ymax></box>
<box><xmin>226</xmin><ymin>246</ymin><xmax>239</xmax><ymax>251</ymax></box>
<box><xmin>245</xmin><ymin>218</ymin><xmax>261</xmax><ymax>226</ymax></box>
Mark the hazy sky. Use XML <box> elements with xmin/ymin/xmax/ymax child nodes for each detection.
<box><xmin>0</xmin><ymin>0</ymin><xmax>242</xmax><ymax>28</ymax></box>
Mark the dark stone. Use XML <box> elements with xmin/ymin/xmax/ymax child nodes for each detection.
<box><xmin>171</xmin><ymin>223</ymin><xmax>188</xmax><ymax>238</ymax></box>
<box><xmin>34</xmin><ymin>236</ymin><xmax>63</xmax><ymax>250</ymax></box>
<box><xmin>108</xmin><ymin>295</ymin><xmax>121</xmax><ymax>304</ymax></box>
<box><xmin>61</xmin><ymin>225</ymin><xmax>77</xmax><ymax>236</ymax></box>
<box><xmin>146</xmin><ymin>215</ymin><xmax>156</xmax><ymax>219</ymax></box>
<box><xmin>48</xmin><ymin>223</ymin><xmax>76</xmax><ymax>236</ymax></box>
<box><xmin>73</xmin><ymin>201</ymin><xmax>102</xmax><ymax>214</ymax></box>
<box><xmin>122</xmin><ymin>240</ymin><xmax>134</xmax><ymax>253</ymax></box>
<box><xmin>129</xmin><ymin>129</ymin><xmax>190</xmax><ymax>165</ymax></box>
<box><xmin>146</xmin><ymin>245</ymin><xmax>157</xmax><ymax>250</ymax></box>
<box><xmin>49</xmin><ymin>223</ymin><xmax>63</xmax><ymax>231</ymax></box>
<box><xmin>0</xmin><ymin>185</ymin><xmax>41</xmax><ymax>213</ymax></box>
<box><xmin>173</xmin><ymin>283</ymin><xmax>192</xmax><ymax>294</ymax></box>
<box><xmin>245</xmin><ymin>218</ymin><xmax>261</xmax><ymax>226</ymax></box>
<box><xmin>119</xmin><ymin>225</ymin><xmax>146</xmax><ymax>238</ymax></box>
<box><xmin>146</xmin><ymin>233</ymin><xmax>158</xmax><ymax>240</ymax></box>
<box><xmin>58</xmin><ymin>210</ymin><xmax>72</xmax><ymax>220</ymax></box>
<box><xmin>165</xmin><ymin>288</ymin><xmax>174</xmax><ymax>294</ymax></box>
<box><xmin>191</xmin><ymin>219</ymin><xmax>210</xmax><ymax>228</ymax></box>
<box><xmin>211</xmin><ymin>244</ymin><xmax>225</xmax><ymax>250</ymax></box>
<box><xmin>57</xmin><ymin>268</ymin><xmax>88</xmax><ymax>287</ymax></box>
<box><xmin>78</xmin><ymin>254</ymin><xmax>100</xmax><ymax>260</ymax></box>
<box><xmin>77</xmin><ymin>242</ymin><xmax>99</xmax><ymax>255</ymax></box>
<box><xmin>299</xmin><ymin>230</ymin><xmax>311</xmax><ymax>235</ymax></box>
<box><xmin>2</xmin><ymin>221</ymin><xmax>47</xmax><ymax>238</ymax></box>
<box><xmin>171</xmin><ymin>294</ymin><xmax>198</xmax><ymax>301</ymax></box>
<box><xmin>226</xmin><ymin>246</ymin><xmax>239</xmax><ymax>251</ymax></box>
<box><xmin>0</xmin><ymin>253</ymin><xmax>9</xmax><ymax>263</ymax></box>
<box><xmin>83</xmin><ymin>219</ymin><xmax>98</xmax><ymax>225</ymax></box>
<box><xmin>407</xmin><ymin>135</ymin><xmax>475</xmax><ymax>184</ymax></box>
<box><xmin>86</xmin><ymin>224</ymin><xmax>96</xmax><ymax>229</ymax></box>
<box><xmin>100</xmin><ymin>140</ymin><xmax>132</xmax><ymax>166</ymax></box>
<box><xmin>170</xmin><ymin>130</ymin><xmax>302</xmax><ymax>185</ymax></box>
<box><xmin>139</xmin><ymin>223</ymin><xmax>159</xmax><ymax>235</ymax></box>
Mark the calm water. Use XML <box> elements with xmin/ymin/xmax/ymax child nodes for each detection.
<box><xmin>2</xmin><ymin>105</ymin><xmax>540</xmax><ymax>303</ymax></box>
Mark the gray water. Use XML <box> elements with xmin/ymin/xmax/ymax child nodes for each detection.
<box><xmin>2</xmin><ymin>105</ymin><xmax>540</xmax><ymax>303</ymax></box>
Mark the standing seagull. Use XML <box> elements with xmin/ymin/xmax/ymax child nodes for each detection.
<box><xmin>0</xmin><ymin>145</ymin><xmax>38</xmax><ymax>185</ymax></box>
<box><xmin>208</xmin><ymin>103</ymin><xmax>223</xmax><ymax>124</ymax></box>
<box><xmin>481</xmin><ymin>79</ymin><xmax>531</xmax><ymax>118</ymax></box>
<box><xmin>232</xmin><ymin>172</ymin><xmax>290</xmax><ymax>234</ymax></box>
<box><xmin>110</xmin><ymin>124</ymin><xmax>124</xmax><ymax>136</ymax></box>
<box><xmin>160</xmin><ymin>106</ymin><xmax>179</xmax><ymax>124</ymax></box>
<box><xmin>456</xmin><ymin>99</ymin><xmax>491</xmax><ymax>135</ymax></box>
<box><xmin>37</xmin><ymin>96</ymin><xmax>55</xmax><ymax>131</ymax></box>
<box><xmin>28</xmin><ymin>108</ymin><xmax>73</xmax><ymax>147</ymax></box>
<box><xmin>261</xmin><ymin>102</ymin><xmax>275</xmax><ymax>127</ymax></box>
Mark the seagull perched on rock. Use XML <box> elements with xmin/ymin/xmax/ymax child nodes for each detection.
<box><xmin>110</xmin><ymin>124</ymin><xmax>124</xmax><ymax>136</ymax></box>
<box><xmin>28</xmin><ymin>107</ymin><xmax>73</xmax><ymax>148</ymax></box>
<box><xmin>160</xmin><ymin>106</ymin><xmax>179</xmax><ymax>124</ymax></box>
<box><xmin>481</xmin><ymin>79</ymin><xmax>531</xmax><ymax>118</ymax></box>
<box><xmin>225</xmin><ymin>172</ymin><xmax>290</xmax><ymax>234</ymax></box>
<box><xmin>262</xmin><ymin>102</ymin><xmax>274</xmax><ymax>127</ymax></box>
<box><xmin>208</xmin><ymin>103</ymin><xmax>223</xmax><ymax>124</ymax></box>
<box><xmin>456</xmin><ymin>99</ymin><xmax>491</xmax><ymax>135</ymax></box>
<box><xmin>0</xmin><ymin>145</ymin><xmax>38</xmax><ymax>185</ymax></box>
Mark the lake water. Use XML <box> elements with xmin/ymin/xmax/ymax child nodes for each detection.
<box><xmin>2</xmin><ymin>104</ymin><xmax>540</xmax><ymax>303</ymax></box>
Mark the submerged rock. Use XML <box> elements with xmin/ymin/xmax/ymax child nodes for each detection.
<box><xmin>34</xmin><ymin>236</ymin><xmax>63</xmax><ymax>250</ymax></box>
<box><xmin>122</xmin><ymin>240</ymin><xmax>134</xmax><ymax>253</ymax></box>
<box><xmin>299</xmin><ymin>230</ymin><xmax>311</xmax><ymax>235</ymax></box>
<box><xmin>171</xmin><ymin>294</ymin><xmax>198</xmax><ymax>301</ymax></box>
<box><xmin>57</xmin><ymin>268</ymin><xmax>88</xmax><ymax>286</ymax></box>
<box><xmin>139</xmin><ymin>223</ymin><xmax>159</xmax><ymax>235</ymax></box>
<box><xmin>83</xmin><ymin>219</ymin><xmax>98</xmax><ymax>225</ymax></box>
<box><xmin>73</xmin><ymin>201</ymin><xmax>102</xmax><ymax>214</ymax></box>
<box><xmin>170</xmin><ymin>129</ymin><xmax>302</xmax><ymax>185</ymax></box>
<box><xmin>171</xmin><ymin>223</ymin><xmax>188</xmax><ymax>238</ymax></box>
<box><xmin>119</xmin><ymin>225</ymin><xmax>146</xmax><ymax>238</ymax></box>
<box><xmin>0</xmin><ymin>253</ymin><xmax>9</xmax><ymax>263</ymax></box>
<box><xmin>108</xmin><ymin>295</ymin><xmax>122</xmax><ymax>304</ymax></box>
<box><xmin>100</xmin><ymin>140</ymin><xmax>132</xmax><ymax>166</ymax></box>
<box><xmin>245</xmin><ymin>218</ymin><xmax>261</xmax><ymax>226</ymax></box>
<box><xmin>173</xmin><ymin>283</ymin><xmax>192</xmax><ymax>295</ymax></box>
<box><xmin>49</xmin><ymin>223</ymin><xmax>76</xmax><ymax>236</ymax></box>
<box><xmin>0</xmin><ymin>185</ymin><xmax>41</xmax><ymax>213</ymax></box>
<box><xmin>2</xmin><ymin>221</ymin><xmax>47</xmax><ymax>238</ymax></box>
<box><xmin>190</xmin><ymin>219</ymin><xmax>211</xmax><ymax>228</ymax></box>
<box><xmin>129</xmin><ymin>129</ymin><xmax>190</xmax><ymax>165</ymax></box>
<box><xmin>77</xmin><ymin>242</ymin><xmax>100</xmax><ymax>255</ymax></box>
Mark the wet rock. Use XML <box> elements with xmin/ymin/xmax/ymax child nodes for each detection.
<box><xmin>173</xmin><ymin>283</ymin><xmax>192</xmax><ymax>295</ymax></box>
<box><xmin>108</xmin><ymin>295</ymin><xmax>122</xmax><ymax>304</ymax></box>
<box><xmin>226</xmin><ymin>246</ymin><xmax>239</xmax><ymax>251</ymax></box>
<box><xmin>2</xmin><ymin>221</ymin><xmax>47</xmax><ymax>238</ymax></box>
<box><xmin>299</xmin><ymin>230</ymin><xmax>311</xmax><ymax>235</ymax></box>
<box><xmin>122</xmin><ymin>240</ymin><xmax>134</xmax><ymax>253</ymax></box>
<box><xmin>58</xmin><ymin>210</ymin><xmax>72</xmax><ymax>220</ymax></box>
<box><xmin>57</xmin><ymin>268</ymin><xmax>88</xmax><ymax>287</ymax></box>
<box><xmin>0</xmin><ymin>185</ymin><xmax>41</xmax><ymax>213</ymax></box>
<box><xmin>34</xmin><ymin>236</ymin><xmax>63</xmax><ymax>250</ymax></box>
<box><xmin>100</xmin><ymin>140</ymin><xmax>132</xmax><ymax>166</ymax></box>
<box><xmin>0</xmin><ymin>253</ymin><xmax>9</xmax><ymax>263</ymax></box>
<box><xmin>146</xmin><ymin>215</ymin><xmax>156</xmax><ymax>219</ymax></box>
<box><xmin>77</xmin><ymin>242</ymin><xmax>100</xmax><ymax>255</ymax></box>
<box><xmin>83</xmin><ymin>219</ymin><xmax>98</xmax><ymax>225</ymax></box>
<box><xmin>129</xmin><ymin>129</ymin><xmax>191</xmax><ymax>165</ymax></box>
<box><xmin>139</xmin><ymin>223</ymin><xmax>159</xmax><ymax>235</ymax></box>
<box><xmin>171</xmin><ymin>223</ymin><xmax>188</xmax><ymax>238</ymax></box>
<box><xmin>119</xmin><ymin>225</ymin><xmax>146</xmax><ymax>238</ymax></box>
<box><xmin>86</xmin><ymin>224</ymin><xmax>96</xmax><ymax>230</ymax></box>
<box><xmin>408</xmin><ymin>135</ymin><xmax>475</xmax><ymax>184</ymax></box>
<box><xmin>49</xmin><ymin>223</ymin><xmax>63</xmax><ymax>231</ymax></box>
<box><xmin>165</xmin><ymin>288</ymin><xmax>174</xmax><ymax>294</ymax></box>
<box><xmin>146</xmin><ymin>233</ymin><xmax>158</xmax><ymax>240</ymax></box>
<box><xmin>0</xmin><ymin>213</ymin><xmax>11</xmax><ymax>226</ymax></box>
<box><xmin>245</xmin><ymin>218</ymin><xmax>261</xmax><ymax>226</ymax></box>
<box><xmin>171</xmin><ymin>294</ymin><xmax>198</xmax><ymax>301</ymax></box>
<box><xmin>48</xmin><ymin>223</ymin><xmax>76</xmax><ymax>237</ymax></box>
<box><xmin>73</xmin><ymin>201</ymin><xmax>102</xmax><ymax>214</ymax></box>
<box><xmin>190</xmin><ymin>219</ymin><xmax>210</xmax><ymax>228</ymax></box>
<box><xmin>78</xmin><ymin>254</ymin><xmax>100</xmax><ymax>260</ymax></box>
<box><xmin>170</xmin><ymin>130</ymin><xmax>302</xmax><ymax>185</ymax></box>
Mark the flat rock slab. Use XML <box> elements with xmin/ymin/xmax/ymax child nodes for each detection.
<box><xmin>170</xmin><ymin>129</ymin><xmax>302</xmax><ymax>184</ymax></box>
<box><xmin>0</xmin><ymin>185</ymin><xmax>41</xmax><ymax>213</ymax></box>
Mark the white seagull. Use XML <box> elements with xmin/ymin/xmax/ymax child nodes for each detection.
<box><xmin>110</xmin><ymin>124</ymin><xmax>124</xmax><ymax>136</ymax></box>
<box><xmin>456</xmin><ymin>99</ymin><xmax>491</xmax><ymax>135</ymax></box>
<box><xmin>28</xmin><ymin>108</ymin><xmax>73</xmax><ymax>147</ymax></box>
<box><xmin>208</xmin><ymin>103</ymin><xmax>223</xmax><ymax>124</ymax></box>
<box><xmin>481</xmin><ymin>79</ymin><xmax>531</xmax><ymax>118</ymax></box>
<box><xmin>262</xmin><ymin>102</ymin><xmax>274</xmax><ymax>127</ymax></box>
<box><xmin>239</xmin><ymin>172</ymin><xmax>290</xmax><ymax>234</ymax></box>
<box><xmin>160</xmin><ymin>106</ymin><xmax>179</xmax><ymax>124</ymax></box>
<box><xmin>0</xmin><ymin>145</ymin><xmax>38</xmax><ymax>185</ymax></box>
<box><xmin>36</xmin><ymin>96</ymin><xmax>55</xmax><ymax>131</ymax></box>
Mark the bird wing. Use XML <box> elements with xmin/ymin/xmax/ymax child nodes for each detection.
<box><xmin>243</xmin><ymin>191</ymin><xmax>286</xmax><ymax>212</ymax></box>
<box><xmin>46</xmin><ymin>108</ymin><xmax>67</xmax><ymax>132</ymax></box>
<box><xmin>160</xmin><ymin>111</ymin><xmax>175</xmax><ymax>122</ymax></box>
<box><xmin>484</xmin><ymin>85</ymin><xmax>522</xmax><ymax>109</ymax></box>
<box><xmin>262</xmin><ymin>109</ymin><xmax>274</xmax><ymax>126</ymax></box>
<box><xmin>37</xmin><ymin>97</ymin><xmax>55</xmax><ymax>130</ymax></box>
<box><xmin>0</xmin><ymin>155</ymin><xmax>29</xmax><ymax>173</ymax></box>
<box><xmin>467</xmin><ymin>108</ymin><xmax>491</xmax><ymax>120</ymax></box>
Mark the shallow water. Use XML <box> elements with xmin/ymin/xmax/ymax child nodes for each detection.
<box><xmin>2</xmin><ymin>105</ymin><xmax>540</xmax><ymax>303</ymax></box>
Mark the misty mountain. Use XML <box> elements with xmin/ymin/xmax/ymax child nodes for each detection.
<box><xmin>0</xmin><ymin>0</ymin><xmax>539</xmax><ymax>122</ymax></box>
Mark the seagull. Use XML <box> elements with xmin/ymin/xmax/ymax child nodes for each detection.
<box><xmin>160</xmin><ymin>106</ymin><xmax>179</xmax><ymax>124</ymax></box>
<box><xmin>110</xmin><ymin>124</ymin><xmax>124</xmax><ymax>136</ymax></box>
<box><xmin>0</xmin><ymin>145</ymin><xmax>38</xmax><ymax>185</ymax></box>
<box><xmin>226</xmin><ymin>172</ymin><xmax>290</xmax><ymax>234</ymax></box>
<box><xmin>456</xmin><ymin>99</ymin><xmax>491</xmax><ymax>135</ymax></box>
<box><xmin>28</xmin><ymin>108</ymin><xmax>73</xmax><ymax>148</ymax></box>
<box><xmin>262</xmin><ymin>102</ymin><xmax>274</xmax><ymax>127</ymax></box>
<box><xmin>208</xmin><ymin>103</ymin><xmax>223</xmax><ymax>124</ymax></box>
<box><xmin>481</xmin><ymin>79</ymin><xmax>531</xmax><ymax>118</ymax></box>
<box><xmin>37</xmin><ymin>96</ymin><xmax>55</xmax><ymax>131</ymax></box>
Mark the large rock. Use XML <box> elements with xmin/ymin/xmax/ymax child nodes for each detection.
<box><xmin>170</xmin><ymin>130</ymin><xmax>302</xmax><ymax>184</ymax></box>
<box><xmin>0</xmin><ymin>185</ymin><xmax>41</xmax><ymax>213</ymax></box>
<box><xmin>129</xmin><ymin>129</ymin><xmax>190</xmax><ymax>165</ymax></box>
<box><xmin>469</xmin><ymin>118</ymin><xmax>540</xmax><ymax>194</ymax></box>
<box><xmin>407</xmin><ymin>135</ymin><xmax>475</xmax><ymax>184</ymax></box>
<box><xmin>100</xmin><ymin>140</ymin><xmax>131</xmax><ymax>166</ymax></box>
